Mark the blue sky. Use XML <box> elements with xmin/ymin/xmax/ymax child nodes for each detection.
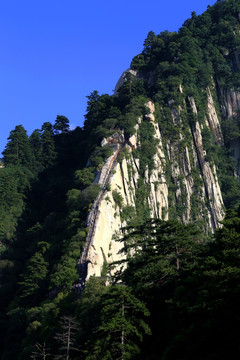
<box><xmin>0</xmin><ymin>0</ymin><xmax>216</xmax><ymax>155</ymax></box>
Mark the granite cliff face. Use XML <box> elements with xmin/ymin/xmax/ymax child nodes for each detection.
<box><xmin>81</xmin><ymin>1</ymin><xmax>240</xmax><ymax>277</ymax></box>
<box><xmin>84</xmin><ymin>87</ymin><xmax>238</xmax><ymax>278</ymax></box>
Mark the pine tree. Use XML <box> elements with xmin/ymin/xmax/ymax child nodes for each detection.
<box><xmin>113</xmin><ymin>219</ymin><xmax>201</xmax><ymax>298</ymax></box>
<box><xmin>29</xmin><ymin>130</ymin><xmax>43</xmax><ymax>162</ymax></box>
<box><xmin>0</xmin><ymin>164</ymin><xmax>34</xmax><ymax>245</ymax></box>
<box><xmin>18</xmin><ymin>241</ymin><xmax>49</xmax><ymax>304</ymax></box>
<box><xmin>86</xmin><ymin>285</ymin><xmax>150</xmax><ymax>360</ymax></box>
<box><xmin>53</xmin><ymin>115</ymin><xmax>70</xmax><ymax>134</ymax></box>
<box><xmin>162</xmin><ymin>211</ymin><xmax>240</xmax><ymax>359</ymax></box>
<box><xmin>3</xmin><ymin>125</ymin><xmax>36</xmax><ymax>173</ymax></box>
<box><xmin>41</xmin><ymin>123</ymin><xmax>57</xmax><ymax>168</ymax></box>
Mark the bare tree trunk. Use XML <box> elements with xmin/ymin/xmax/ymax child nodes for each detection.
<box><xmin>54</xmin><ymin>316</ymin><xmax>79</xmax><ymax>360</ymax></box>
<box><xmin>66</xmin><ymin>318</ymin><xmax>70</xmax><ymax>360</ymax></box>
<box><xmin>31</xmin><ymin>342</ymin><xmax>50</xmax><ymax>360</ymax></box>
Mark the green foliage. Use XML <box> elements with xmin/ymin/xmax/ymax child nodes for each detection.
<box><xmin>40</xmin><ymin>124</ymin><xmax>57</xmax><ymax>168</ymax></box>
<box><xmin>118</xmin><ymin>147</ymin><xmax>131</xmax><ymax>165</ymax></box>
<box><xmin>220</xmin><ymin>172</ymin><xmax>240</xmax><ymax>210</ymax></box>
<box><xmin>90</xmin><ymin>146</ymin><xmax>113</xmax><ymax>169</ymax></box>
<box><xmin>201</xmin><ymin>121</ymin><xmax>240</xmax><ymax>210</ymax></box>
<box><xmin>0</xmin><ymin>162</ymin><xmax>39</xmax><ymax>248</ymax></box>
<box><xmin>53</xmin><ymin>115</ymin><xmax>70</xmax><ymax>134</ymax></box>
<box><xmin>117</xmin><ymin>151</ymin><xmax>125</xmax><ymax>163</ymax></box>
<box><xmin>117</xmin><ymin>72</ymin><xmax>147</xmax><ymax>106</ymax></box>
<box><xmin>18</xmin><ymin>242</ymin><xmax>49</xmax><ymax>303</ymax></box>
<box><xmin>84</xmin><ymin>91</ymin><xmax>114</xmax><ymax>135</ymax></box>
<box><xmin>138</xmin><ymin>119</ymin><xmax>157</xmax><ymax>175</ymax></box>
<box><xmin>105</xmin><ymin>183</ymin><xmax>111</xmax><ymax>191</ymax></box>
<box><xmin>134</xmin><ymin>177</ymin><xmax>151</xmax><ymax>222</ymax></box>
<box><xmin>81</xmin><ymin>184</ymin><xmax>101</xmax><ymax>210</ymax></box>
<box><xmin>3</xmin><ymin>125</ymin><xmax>36</xmax><ymax>172</ymax></box>
<box><xmin>113</xmin><ymin>219</ymin><xmax>201</xmax><ymax>297</ymax></box>
<box><xmin>131</xmin><ymin>0</ymin><xmax>240</xmax><ymax>96</ymax></box>
<box><xmin>101</xmin><ymin>260</ymin><xmax>108</xmax><ymax>277</ymax></box>
<box><xmin>2</xmin><ymin>2</ymin><xmax>240</xmax><ymax>359</ymax></box>
<box><xmin>75</xmin><ymin>167</ymin><xmax>95</xmax><ymax>189</ymax></box>
<box><xmin>112</xmin><ymin>189</ymin><xmax>123</xmax><ymax>209</ymax></box>
<box><xmin>120</xmin><ymin>205</ymin><xmax>136</xmax><ymax>224</ymax></box>
<box><xmin>161</xmin><ymin>211</ymin><xmax>240</xmax><ymax>359</ymax></box>
<box><xmin>156</xmin><ymin>105</ymin><xmax>180</xmax><ymax>139</ymax></box>
<box><xmin>66</xmin><ymin>188</ymin><xmax>82</xmax><ymax>210</ymax></box>
<box><xmin>118</xmin><ymin>96</ymin><xmax>148</xmax><ymax>138</ymax></box>
<box><xmin>110</xmin><ymin>214</ymin><xmax>240</xmax><ymax>358</ymax></box>
<box><xmin>85</xmin><ymin>285</ymin><xmax>151</xmax><ymax>360</ymax></box>
<box><xmin>222</xmin><ymin>113</ymin><xmax>240</xmax><ymax>144</ymax></box>
<box><xmin>49</xmin><ymin>254</ymin><xmax>78</xmax><ymax>290</ymax></box>
<box><xmin>76</xmin><ymin>276</ymin><xmax>108</xmax><ymax>340</ymax></box>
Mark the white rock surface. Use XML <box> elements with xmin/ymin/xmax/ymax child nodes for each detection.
<box><xmin>84</xmin><ymin>91</ymin><xmax>227</xmax><ymax>278</ymax></box>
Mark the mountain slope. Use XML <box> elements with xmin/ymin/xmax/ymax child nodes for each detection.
<box><xmin>1</xmin><ymin>1</ymin><xmax>240</xmax><ymax>359</ymax></box>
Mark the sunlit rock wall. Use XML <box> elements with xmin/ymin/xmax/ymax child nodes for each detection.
<box><xmin>85</xmin><ymin>89</ymin><xmax>232</xmax><ymax>278</ymax></box>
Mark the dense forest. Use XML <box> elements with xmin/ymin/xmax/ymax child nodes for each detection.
<box><xmin>1</xmin><ymin>0</ymin><xmax>240</xmax><ymax>358</ymax></box>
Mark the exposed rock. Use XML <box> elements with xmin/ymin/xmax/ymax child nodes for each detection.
<box><xmin>87</xmin><ymin>162</ymin><xmax>128</xmax><ymax>279</ymax></box>
<box><xmin>220</xmin><ymin>88</ymin><xmax>240</xmax><ymax>118</ymax></box>
<box><xmin>114</xmin><ymin>69</ymin><xmax>138</xmax><ymax>95</ymax></box>
<box><xmin>189</xmin><ymin>98</ymin><xmax>224</xmax><ymax>229</ymax></box>
<box><xmin>206</xmin><ymin>88</ymin><xmax>224</xmax><ymax>145</ymax></box>
<box><xmin>83</xmin><ymin>89</ymin><xmax>228</xmax><ymax>279</ymax></box>
<box><xmin>145</xmin><ymin>101</ymin><xmax>168</xmax><ymax>219</ymax></box>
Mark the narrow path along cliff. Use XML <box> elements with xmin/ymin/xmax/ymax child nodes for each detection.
<box><xmin>77</xmin><ymin>138</ymin><xmax>126</xmax><ymax>283</ymax></box>
<box><xmin>77</xmin><ymin>94</ymin><xmax>227</xmax><ymax>286</ymax></box>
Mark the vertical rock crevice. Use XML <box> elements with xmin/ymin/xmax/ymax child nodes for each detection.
<box><xmin>81</xmin><ymin>91</ymin><xmax>228</xmax><ymax>279</ymax></box>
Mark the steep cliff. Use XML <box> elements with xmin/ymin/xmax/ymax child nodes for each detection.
<box><xmin>78</xmin><ymin>1</ymin><xmax>240</xmax><ymax>279</ymax></box>
<box><xmin>84</xmin><ymin>92</ymin><xmax>228</xmax><ymax>278</ymax></box>
<box><xmin>3</xmin><ymin>2</ymin><xmax>240</xmax><ymax>359</ymax></box>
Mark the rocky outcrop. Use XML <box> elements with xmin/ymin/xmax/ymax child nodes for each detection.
<box><xmin>220</xmin><ymin>88</ymin><xmax>240</xmax><ymax>118</ymax></box>
<box><xmin>145</xmin><ymin>101</ymin><xmax>168</xmax><ymax>219</ymax></box>
<box><xmin>83</xmin><ymin>93</ymin><xmax>226</xmax><ymax>278</ymax></box>
<box><xmin>87</xmin><ymin>161</ymin><xmax>129</xmax><ymax>279</ymax></box>
<box><xmin>220</xmin><ymin>88</ymin><xmax>240</xmax><ymax>175</ymax></box>
<box><xmin>114</xmin><ymin>69</ymin><xmax>138</xmax><ymax>95</ymax></box>
<box><xmin>206</xmin><ymin>89</ymin><xmax>224</xmax><ymax>145</ymax></box>
<box><xmin>189</xmin><ymin>97</ymin><xmax>224</xmax><ymax>229</ymax></box>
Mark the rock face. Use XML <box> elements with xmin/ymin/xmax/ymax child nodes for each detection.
<box><xmin>114</xmin><ymin>69</ymin><xmax>138</xmax><ymax>95</ymax></box>
<box><xmin>220</xmin><ymin>88</ymin><xmax>240</xmax><ymax>118</ymax></box>
<box><xmin>188</xmin><ymin>96</ymin><xmax>224</xmax><ymax>229</ymax></box>
<box><xmin>84</xmin><ymin>91</ymin><xmax>229</xmax><ymax>278</ymax></box>
<box><xmin>220</xmin><ymin>87</ymin><xmax>240</xmax><ymax>175</ymax></box>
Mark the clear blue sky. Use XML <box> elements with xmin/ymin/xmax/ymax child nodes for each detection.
<box><xmin>0</xmin><ymin>0</ymin><xmax>216</xmax><ymax>155</ymax></box>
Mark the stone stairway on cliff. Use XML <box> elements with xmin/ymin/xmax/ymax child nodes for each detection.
<box><xmin>77</xmin><ymin>140</ymin><xmax>126</xmax><ymax>284</ymax></box>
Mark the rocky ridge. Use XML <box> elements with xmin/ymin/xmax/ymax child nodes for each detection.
<box><xmin>84</xmin><ymin>90</ymin><xmax>228</xmax><ymax>278</ymax></box>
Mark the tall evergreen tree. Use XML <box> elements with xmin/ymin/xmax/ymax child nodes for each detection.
<box><xmin>3</xmin><ymin>125</ymin><xmax>36</xmax><ymax>173</ymax></box>
<box><xmin>41</xmin><ymin>123</ymin><xmax>57</xmax><ymax>168</ymax></box>
<box><xmin>29</xmin><ymin>130</ymin><xmax>42</xmax><ymax>160</ymax></box>
<box><xmin>86</xmin><ymin>285</ymin><xmax>150</xmax><ymax>360</ymax></box>
<box><xmin>18</xmin><ymin>241</ymin><xmax>50</xmax><ymax>304</ymax></box>
<box><xmin>0</xmin><ymin>167</ymin><xmax>25</xmax><ymax>243</ymax></box>
<box><xmin>114</xmin><ymin>219</ymin><xmax>201</xmax><ymax>298</ymax></box>
<box><xmin>53</xmin><ymin>115</ymin><xmax>70</xmax><ymax>134</ymax></box>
